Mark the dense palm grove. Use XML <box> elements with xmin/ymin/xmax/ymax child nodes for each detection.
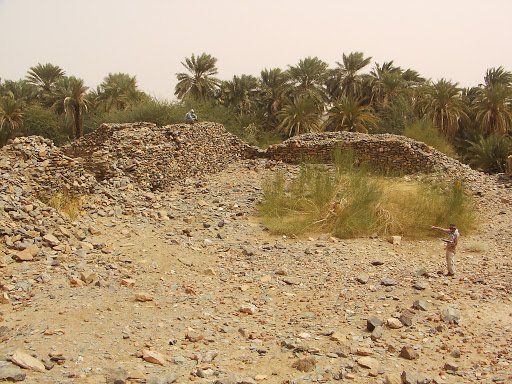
<box><xmin>1</xmin><ymin>52</ymin><xmax>511</xmax><ymax>172</ymax></box>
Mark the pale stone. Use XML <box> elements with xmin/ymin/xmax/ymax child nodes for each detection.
<box><xmin>80</xmin><ymin>271</ymin><xmax>97</xmax><ymax>284</ymax></box>
<box><xmin>14</xmin><ymin>245</ymin><xmax>39</xmax><ymax>261</ymax></box>
<box><xmin>69</xmin><ymin>277</ymin><xmax>85</xmax><ymax>287</ymax></box>
<box><xmin>260</xmin><ymin>275</ymin><xmax>272</xmax><ymax>283</ymax></box>
<box><xmin>43</xmin><ymin>233</ymin><xmax>60</xmax><ymax>246</ymax></box>
<box><xmin>0</xmin><ymin>364</ymin><xmax>26</xmax><ymax>382</ymax></box>
<box><xmin>0</xmin><ymin>292</ymin><xmax>10</xmax><ymax>304</ymax></box>
<box><xmin>121</xmin><ymin>278</ymin><xmax>135</xmax><ymax>287</ymax></box>
<box><xmin>88</xmin><ymin>225</ymin><xmax>101</xmax><ymax>235</ymax></box>
<box><xmin>11</xmin><ymin>350</ymin><xmax>46</xmax><ymax>372</ymax></box>
<box><xmin>239</xmin><ymin>303</ymin><xmax>257</xmax><ymax>314</ymax></box>
<box><xmin>386</xmin><ymin>318</ymin><xmax>403</xmax><ymax>329</ymax></box>
<box><xmin>135</xmin><ymin>293</ymin><xmax>153</xmax><ymax>302</ymax></box>
<box><xmin>79</xmin><ymin>241</ymin><xmax>94</xmax><ymax>250</ymax></box>
<box><xmin>142</xmin><ymin>349</ymin><xmax>166</xmax><ymax>366</ymax></box>
<box><xmin>357</xmin><ymin>356</ymin><xmax>379</xmax><ymax>371</ymax></box>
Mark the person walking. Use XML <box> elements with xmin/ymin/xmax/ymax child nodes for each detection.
<box><xmin>431</xmin><ymin>224</ymin><xmax>460</xmax><ymax>276</ymax></box>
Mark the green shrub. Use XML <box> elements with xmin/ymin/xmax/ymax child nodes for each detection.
<box><xmin>464</xmin><ymin>134</ymin><xmax>512</xmax><ymax>173</ymax></box>
<box><xmin>259</xmin><ymin>150</ymin><xmax>477</xmax><ymax>239</ymax></box>
<box><xmin>20</xmin><ymin>104</ymin><xmax>69</xmax><ymax>145</ymax></box>
<box><xmin>84</xmin><ymin>99</ymin><xmax>180</xmax><ymax>131</ymax></box>
<box><xmin>403</xmin><ymin>120</ymin><xmax>457</xmax><ymax>158</ymax></box>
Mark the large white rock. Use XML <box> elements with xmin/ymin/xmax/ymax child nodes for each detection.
<box><xmin>11</xmin><ymin>350</ymin><xmax>45</xmax><ymax>372</ymax></box>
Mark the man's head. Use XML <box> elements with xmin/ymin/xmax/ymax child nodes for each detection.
<box><xmin>190</xmin><ymin>109</ymin><xmax>195</xmax><ymax>113</ymax></box>
<box><xmin>449</xmin><ymin>224</ymin><xmax>457</xmax><ymax>232</ymax></box>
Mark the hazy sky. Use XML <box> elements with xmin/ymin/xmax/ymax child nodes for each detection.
<box><xmin>1</xmin><ymin>0</ymin><xmax>511</xmax><ymax>99</ymax></box>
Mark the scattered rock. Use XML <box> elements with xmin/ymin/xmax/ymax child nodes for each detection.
<box><xmin>400</xmin><ymin>346</ymin><xmax>419</xmax><ymax>360</ymax></box>
<box><xmin>399</xmin><ymin>310</ymin><xmax>414</xmax><ymax>327</ymax></box>
<box><xmin>0</xmin><ymin>362</ymin><xmax>26</xmax><ymax>382</ymax></box>
<box><xmin>142</xmin><ymin>350</ymin><xmax>167</xmax><ymax>366</ymax></box>
<box><xmin>357</xmin><ymin>356</ymin><xmax>379</xmax><ymax>371</ymax></box>
<box><xmin>381</xmin><ymin>277</ymin><xmax>398</xmax><ymax>286</ymax></box>
<box><xmin>135</xmin><ymin>293</ymin><xmax>153</xmax><ymax>302</ymax></box>
<box><xmin>105</xmin><ymin>367</ymin><xmax>129</xmax><ymax>384</ymax></box>
<box><xmin>386</xmin><ymin>318</ymin><xmax>403</xmax><ymax>329</ymax></box>
<box><xmin>239</xmin><ymin>303</ymin><xmax>257</xmax><ymax>314</ymax></box>
<box><xmin>367</xmin><ymin>316</ymin><xmax>383</xmax><ymax>332</ymax></box>
<box><xmin>371</xmin><ymin>326</ymin><xmax>384</xmax><ymax>341</ymax></box>
<box><xmin>10</xmin><ymin>350</ymin><xmax>46</xmax><ymax>372</ymax></box>
<box><xmin>355</xmin><ymin>273</ymin><xmax>369</xmax><ymax>284</ymax></box>
<box><xmin>441</xmin><ymin>306</ymin><xmax>461</xmax><ymax>324</ymax></box>
<box><xmin>412</xmin><ymin>299</ymin><xmax>428</xmax><ymax>311</ymax></box>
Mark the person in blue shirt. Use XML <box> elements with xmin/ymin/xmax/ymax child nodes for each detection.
<box><xmin>185</xmin><ymin>109</ymin><xmax>198</xmax><ymax>124</ymax></box>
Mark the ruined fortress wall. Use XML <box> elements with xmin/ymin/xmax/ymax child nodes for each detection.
<box><xmin>256</xmin><ymin>131</ymin><xmax>439</xmax><ymax>174</ymax></box>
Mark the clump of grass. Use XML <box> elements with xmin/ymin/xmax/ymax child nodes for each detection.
<box><xmin>259</xmin><ymin>149</ymin><xmax>477</xmax><ymax>239</ymax></box>
<box><xmin>43</xmin><ymin>191</ymin><xmax>83</xmax><ymax>220</ymax></box>
<box><xmin>378</xmin><ymin>178</ymin><xmax>477</xmax><ymax>238</ymax></box>
<box><xmin>464</xmin><ymin>240</ymin><xmax>488</xmax><ymax>253</ymax></box>
<box><xmin>403</xmin><ymin>120</ymin><xmax>457</xmax><ymax>158</ymax></box>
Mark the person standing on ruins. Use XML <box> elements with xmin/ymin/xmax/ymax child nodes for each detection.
<box><xmin>431</xmin><ymin>224</ymin><xmax>460</xmax><ymax>276</ymax></box>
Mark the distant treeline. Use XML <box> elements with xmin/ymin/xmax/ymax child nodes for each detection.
<box><xmin>1</xmin><ymin>52</ymin><xmax>511</xmax><ymax>172</ymax></box>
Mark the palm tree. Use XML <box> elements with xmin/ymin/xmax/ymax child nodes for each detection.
<box><xmin>51</xmin><ymin>76</ymin><xmax>89</xmax><ymax>139</ymax></box>
<box><xmin>259</xmin><ymin>68</ymin><xmax>289</xmax><ymax>125</ymax></box>
<box><xmin>402</xmin><ymin>69</ymin><xmax>426</xmax><ymax>85</ymax></box>
<box><xmin>326</xmin><ymin>52</ymin><xmax>372</xmax><ymax>100</ymax></box>
<box><xmin>218</xmin><ymin>74</ymin><xmax>260</xmax><ymax>115</ymax></box>
<box><xmin>0</xmin><ymin>96</ymin><xmax>24</xmax><ymax>139</ymax></box>
<box><xmin>482</xmin><ymin>66</ymin><xmax>512</xmax><ymax>88</ymax></box>
<box><xmin>473</xmin><ymin>84</ymin><xmax>512</xmax><ymax>135</ymax></box>
<box><xmin>277</xmin><ymin>96</ymin><xmax>322</xmax><ymax>137</ymax></box>
<box><xmin>96</xmin><ymin>72</ymin><xmax>141</xmax><ymax>111</ymax></box>
<box><xmin>26</xmin><ymin>63</ymin><xmax>65</xmax><ymax>103</ymax></box>
<box><xmin>174</xmin><ymin>53</ymin><xmax>220</xmax><ymax>101</ymax></box>
<box><xmin>420</xmin><ymin>79</ymin><xmax>469</xmax><ymax>140</ymax></box>
<box><xmin>365</xmin><ymin>61</ymin><xmax>404</xmax><ymax>106</ymax></box>
<box><xmin>0</xmin><ymin>79</ymin><xmax>38</xmax><ymax>103</ymax></box>
<box><xmin>287</xmin><ymin>57</ymin><xmax>329</xmax><ymax>106</ymax></box>
<box><xmin>323</xmin><ymin>96</ymin><xmax>379</xmax><ymax>133</ymax></box>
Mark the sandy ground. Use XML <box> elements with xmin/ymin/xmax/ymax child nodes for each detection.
<box><xmin>1</xmin><ymin>160</ymin><xmax>511</xmax><ymax>384</ymax></box>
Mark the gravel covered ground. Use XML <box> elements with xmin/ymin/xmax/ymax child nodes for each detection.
<box><xmin>0</xmin><ymin>127</ymin><xmax>511</xmax><ymax>384</ymax></box>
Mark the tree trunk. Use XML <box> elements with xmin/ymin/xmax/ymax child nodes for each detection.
<box><xmin>74</xmin><ymin>105</ymin><xmax>82</xmax><ymax>138</ymax></box>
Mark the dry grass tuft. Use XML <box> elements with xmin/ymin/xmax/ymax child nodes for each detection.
<box><xmin>44</xmin><ymin>191</ymin><xmax>83</xmax><ymax>220</ymax></box>
<box><xmin>463</xmin><ymin>240</ymin><xmax>488</xmax><ymax>253</ymax></box>
<box><xmin>259</xmin><ymin>149</ymin><xmax>478</xmax><ymax>239</ymax></box>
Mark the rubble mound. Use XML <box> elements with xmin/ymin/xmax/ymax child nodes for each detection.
<box><xmin>0</xmin><ymin>136</ymin><xmax>95</xmax><ymax>264</ymax></box>
<box><xmin>62</xmin><ymin>122</ymin><xmax>252</xmax><ymax>191</ymax></box>
<box><xmin>0</xmin><ymin>135</ymin><xmax>97</xmax><ymax>197</ymax></box>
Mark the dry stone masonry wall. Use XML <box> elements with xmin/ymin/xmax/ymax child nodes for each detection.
<box><xmin>63</xmin><ymin>122</ymin><xmax>253</xmax><ymax>191</ymax></box>
<box><xmin>0</xmin><ymin>136</ymin><xmax>96</xmax><ymax>197</ymax></box>
<box><xmin>265</xmin><ymin>131</ymin><xmax>453</xmax><ymax>174</ymax></box>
